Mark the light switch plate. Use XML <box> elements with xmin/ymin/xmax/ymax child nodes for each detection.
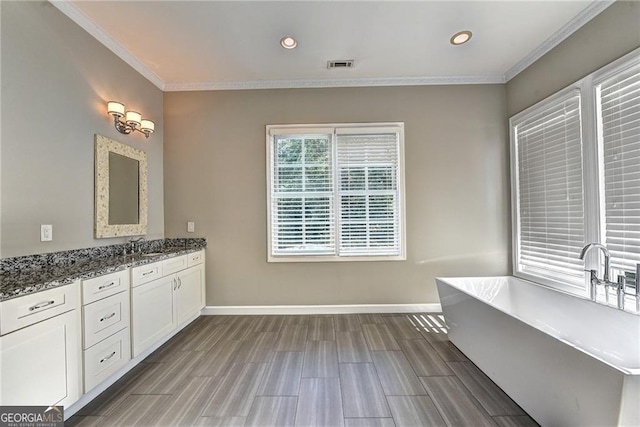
<box><xmin>187</xmin><ymin>222</ymin><xmax>195</xmax><ymax>233</ymax></box>
<box><xmin>41</xmin><ymin>224</ymin><xmax>53</xmax><ymax>241</ymax></box>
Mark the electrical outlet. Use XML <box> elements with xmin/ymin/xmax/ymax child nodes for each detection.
<box><xmin>187</xmin><ymin>222</ymin><xmax>195</xmax><ymax>233</ymax></box>
<box><xmin>41</xmin><ymin>224</ymin><xmax>53</xmax><ymax>242</ymax></box>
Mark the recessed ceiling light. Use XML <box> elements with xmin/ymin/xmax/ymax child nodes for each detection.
<box><xmin>450</xmin><ymin>30</ymin><xmax>472</xmax><ymax>46</ymax></box>
<box><xmin>280</xmin><ymin>36</ymin><xmax>297</xmax><ymax>49</ymax></box>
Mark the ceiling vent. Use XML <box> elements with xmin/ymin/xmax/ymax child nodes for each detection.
<box><xmin>327</xmin><ymin>60</ymin><xmax>354</xmax><ymax>69</ymax></box>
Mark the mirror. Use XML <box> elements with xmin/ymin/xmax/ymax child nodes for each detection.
<box><xmin>95</xmin><ymin>134</ymin><xmax>148</xmax><ymax>238</ymax></box>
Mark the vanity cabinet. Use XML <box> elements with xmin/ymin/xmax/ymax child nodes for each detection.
<box><xmin>0</xmin><ymin>282</ymin><xmax>81</xmax><ymax>408</ymax></box>
<box><xmin>81</xmin><ymin>270</ymin><xmax>131</xmax><ymax>392</ymax></box>
<box><xmin>131</xmin><ymin>251</ymin><xmax>205</xmax><ymax>357</ymax></box>
<box><xmin>131</xmin><ymin>271</ymin><xmax>176</xmax><ymax>357</ymax></box>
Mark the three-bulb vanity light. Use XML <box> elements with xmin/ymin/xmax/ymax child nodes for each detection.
<box><xmin>107</xmin><ymin>101</ymin><xmax>155</xmax><ymax>138</ymax></box>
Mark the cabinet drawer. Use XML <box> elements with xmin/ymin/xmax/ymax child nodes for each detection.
<box><xmin>82</xmin><ymin>269</ymin><xmax>129</xmax><ymax>305</ymax></box>
<box><xmin>131</xmin><ymin>261</ymin><xmax>163</xmax><ymax>287</ymax></box>
<box><xmin>83</xmin><ymin>291</ymin><xmax>130</xmax><ymax>349</ymax></box>
<box><xmin>1</xmin><ymin>282</ymin><xmax>79</xmax><ymax>336</ymax></box>
<box><xmin>187</xmin><ymin>250</ymin><xmax>204</xmax><ymax>267</ymax></box>
<box><xmin>162</xmin><ymin>255</ymin><xmax>188</xmax><ymax>275</ymax></box>
<box><xmin>83</xmin><ymin>328</ymin><xmax>130</xmax><ymax>392</ymax></box>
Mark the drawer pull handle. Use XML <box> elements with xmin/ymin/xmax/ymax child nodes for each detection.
<box><xmin>100</xmin><ymin>351</ymin><xmax>117</xmax><ymax>363</ymax></box>
<box><xmin>29</xmin><ymin>300</ymin><xmax>55</xmax><ymax>311</ymax></box>
<box><xmin>98</xmin><ymin>281</ymin><xmax>116</xmax><ymax>290</ymax></box>
<box><xmin>142</xmin><ymin>270</ymin><xmax>155</xmax><ymax>277</ymax></box>
<box><xmin>100</xmin><ymin>312</ymin><xmax>116</xmax><ymax>322</ymax></box>
<box><xmin>173</xmin><ymin>278</ymin><xmax>177</xmax><ymax>291</ymax></box>
<box><xmin>177</xmin><ymin>277</ymin><xmax>182</xmax><ymax>289</ymax></box>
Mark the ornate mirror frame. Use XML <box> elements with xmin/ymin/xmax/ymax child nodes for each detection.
<box><xmin>95</xmin><ymin>134</ymin><xmax>148</xmax><ymax>238</ymax></box>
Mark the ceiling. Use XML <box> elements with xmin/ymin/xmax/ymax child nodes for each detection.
<box><xmin>52</xmin><ymin>0</ymin><xmax>612</xmax><ymax>91</ymax></box>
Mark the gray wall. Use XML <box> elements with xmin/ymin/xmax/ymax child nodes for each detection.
<box><xmin>507</xmin><ymin>0</ymin><xmax>640</xmax><ymax>116</ymax></box>
<box><xmin>1</xmin><ymin>1</ymin><xmax>164</xmax><ymax>257</ymax></box>
<box><xmin>164</xmin><ymin>85</ymin><xmax>510</xmax><ymax>306</ymax></box>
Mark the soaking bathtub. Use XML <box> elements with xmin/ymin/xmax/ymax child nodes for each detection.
<box><xmin>436</xmin><ymin>276</ymin><xmax>640</xmax><ymax>427</ymax></box>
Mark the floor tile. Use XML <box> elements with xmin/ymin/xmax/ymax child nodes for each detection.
<box><xmin>493</xmin><ymin>415</ymin><xmax>539</xmax><ymax>427</ymax></box>
<box><xmin>132</xmin><ymin>351</ymin><xmax>204</xmax><ymax>394</ymax></box>
<box><xmin>371</xmin><ymin>351</ymin><xmax>426</xmax><ymax>395</ymax></box>
<box><xmin>335</xmin><ymin>314</ymin><xmax>362</xmax><ymax>332</ymax></box>
<box><xmin>362</xmin><ymin>324</ymin><xmax>400</xmax><ymax>351</ymax></box>
<box><xmin>64</xmin><ymin>416</ymin><xmax>105</xmax><ymax>427</ymax></box>
<box><xmin>386</xmin><ymin>395</ymin><xmax>447</xmax><ymax>427</ymax></box>
<box><xmin>203</xmin><ymin>363</ymin><xmax>267</xmax><ymax>417</ymax></box>
<box><xmin>194</xmin><ymin>416</ymin><xmax>246</xmax><ymax>426</ymax></box>
<box><xmin>383</xmin><ymin>316</ymin><xmax>423</xmax><ymax>339</ymax></box>
<box><xmin>358</xmin><ymin>314</ymin><xmax>385</xmax><ymax>324</ymax></box>
<box><xmin>275</xmin><ymin>324</ymin><xmax>308</xmax><ymax>351</ymax></box>
<box><xmin>344</xmin><ymin>418</ymin><xmax>396</xmax><ymax>427</ymax></box>
<box><xmin>308</xmin><ymin>317</ymin><xmax>336</xmax><ymax>341</ymax></box>
<box><xmin>252</xmin><ymin>315</ymin><xmax>285</xmax><ymax>332</ymax></box>
<box><xmin>99</xmin><ymin>394</ymin><xmax>169</xmax><ymax>426</ymax></box>
<box><xmin>399</xmin><ymin>339</ymin><xmax>453</xmax><ymax>376</ymax></box>
<box><xmin>448</xmin><ymin>361</ymin><xmax>524</xmax><ymax>416</ymax></box>
<box><xmin>258</xmin><ymin>351</ymin><xmax>303</xmax><ymax>396</ymax></box>
<box><xmin>421</xmin><ymin>376</ymin><xmax>496</xmax><ymax>427</ymax></box>
<box><xmin>145</xmin><ymin>376</ymin><xmax>222</xmax><ymax>426</ymax></box>
<box><xmin>302</xmin><ymin>340</ymin><xmax>339</xmax><ymax>378</ymax></box>
<box><xmin>430</xmin><ymin>340</ymin><xmax>468</xmax><ymax>362</ymax></box>
<box><xmin>190</xmin><ymin>340</ymin><xmax>243</xmax><ymax>377</ymax></box>
<box><xmin>234</xmin><ymin>331</ymin><xmax>278</xmax><ymax>363</ymax></box>
<box><xmin>224</xmin><ymin>317</ymin><xmax>258</xmax><ymax>341</ymax></box>
<box><xmin>246</xmin><ymin>396</ymin><xmax>297</xmax><ymax>427</ymax></box>
<box><xmin>76</xmin><ymin>362</ymin><xmax>162</xmax><ymax>416</ymax></box>
<box><xmin>339</xmin><ymin>363</ymin><xmax>390</xmax><ymax>418</ymax></box>
<box><xmin>337</xmin><ymin>331</ymin><xmax>372</xmax><ymax>363</ymax></box>
<box><xmin>295</xmin><ymin>378</ymin><xmax>344</xmax><ymax>427</ymax></box>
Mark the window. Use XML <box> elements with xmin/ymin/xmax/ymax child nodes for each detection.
<box><xmin>267</xmin><ymin>123</ymin><xmax>405</xmax><ymax>261</ymax></box>
<box><xmin>595</xmin><ymin>61</ymin><xmax>640</xmax><ymax>271</ymax></box>
<box><xmin>511</xmin><ymin>90</ymin><xmax>586</xmax><ymax>289</ymax></box>
<box><xmin>510</xmin><ymin>48</ymin><xmax>640</xmax><ymax>295</ymax></box>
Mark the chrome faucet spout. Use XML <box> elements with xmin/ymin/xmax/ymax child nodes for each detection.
<box><xmin>579</xmin><ymin>243</ymin><xmax>611</xmax><ymax>282</ymax></box>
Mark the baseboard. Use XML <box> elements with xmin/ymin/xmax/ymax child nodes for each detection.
<box><xmin>201</xmin><ymin>303</ymin><xmax>441</xmax><ymax>315</ymax></box>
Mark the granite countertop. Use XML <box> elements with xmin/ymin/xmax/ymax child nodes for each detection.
<box><xmin>0</xmin><ymin>241</ymin><xmax>206</xmax><ymax>302</ymax></box>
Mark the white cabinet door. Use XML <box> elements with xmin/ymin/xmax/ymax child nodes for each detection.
<box><xmin>131</xmin><ymin>275</ymin><xmax>175</xmax><ymax>357</ymax></box>
<box><xmin>175</xmin><ymin>264</ymin><xmax>204</xmax><ymax>325</ymax></box>
<box><xmin>0</xmin><ymin>309</ymin><xmax>81</xmax><ymax>407</ymax></box>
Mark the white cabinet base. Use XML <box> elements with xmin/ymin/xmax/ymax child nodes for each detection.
<box><xmin>0</xmin><ymin>309</ymin><xmax>81</xmax><ymax>407</ymax></box>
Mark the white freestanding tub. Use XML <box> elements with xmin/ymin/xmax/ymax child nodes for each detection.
<box><xmin>436</xmin><ymin>276</ymin><xmax>640</xmax><ymax>427</ymax></box>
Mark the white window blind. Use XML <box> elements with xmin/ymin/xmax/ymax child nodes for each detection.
<box><xmin>336</xmin><ymin>129</ymin><xmax>402</xmax><ymax>256</ymax></box>
<box><xmin>270</xmin><ymin>133</ymin><xmax>334</xmax><ymax>256</ymax></box>
<box><xmin>267</xmin><ymin>124</ymin><xmax>405</xmax><ymax>261</ymax></box>
<box><xmin>597</xmin><ymin>62</ymin><xmax>640</xmax><ymax>270</ymax></box>
<box><xmin>514</xmin><ymin>92</ymin><xmax>586</xmax><ymax>286</ymax></box>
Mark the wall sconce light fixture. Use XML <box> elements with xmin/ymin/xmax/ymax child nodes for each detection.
<box><xmin>107</xmin><ymin>101</ymin><xmax>155</xmax><ymax>138</ymax></box>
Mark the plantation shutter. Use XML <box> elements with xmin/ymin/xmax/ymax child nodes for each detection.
<box><xmin>270</xmin><ymin>129</ymin><xmax>335</xmax><ymax>256</ymax></box>
<box><xmin>597</xmin><ymin>62</ymin><xmax>640</xmax><ymax>271</ymax></box>
<box><xmin>336</xmin><ymin>127</ymin><xmax>402</xmax><ymax>256</ymax></box>
<box><xmin>514</xmin><ymin>92</ymin><xmax>586</xmax><ymax>285</ymax></box>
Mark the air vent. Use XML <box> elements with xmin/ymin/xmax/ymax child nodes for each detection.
<box><xmin>327</xmin><ymin>60</ymin><xmax>354</xmax><ymax>69</ymax></box>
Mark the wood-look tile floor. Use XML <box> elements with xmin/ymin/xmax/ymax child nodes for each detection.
<box><xmin>67</xmin><ymin>314</ymin><xmax>539</xmax><ymax>427</ymax></box>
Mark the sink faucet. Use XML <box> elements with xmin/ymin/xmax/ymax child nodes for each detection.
<box><xmin>129</xmin><ymin>237</ymin><xmax>145</xmax><ymax>254</ymax></box>
<box><xmin>579</xmin><ymin>243</ymin><xmax>612</xmax><ymax>300</ymax></box>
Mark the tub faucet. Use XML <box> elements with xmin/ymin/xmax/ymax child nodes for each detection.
<box><xmin>579</xmin><ymin>243</ymin><xmax>612</xmax><ymax>300</ymax></box>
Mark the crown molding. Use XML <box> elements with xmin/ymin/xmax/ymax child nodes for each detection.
<box><xmin>504</xmin><ymin>0</ymin><xmax>614</xmax><ymax>82</ymax></box>
<box><xmin>164</xmin><ymin>75</ymin><xmax>506</xmax><ymax>92</ymax></box>
<box><xmin>49</xmin><ymin>0</ymin><xmax>166</xmax><ymax>90</ymax></box>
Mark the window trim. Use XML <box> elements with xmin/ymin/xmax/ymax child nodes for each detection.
<box><xmin>266</xmin><ymin>122</ymin><xmax>406</xmax><ymax>263</ymax></box>
<box><xmin>509</xmin><ymin>47</ymin><xmax>640</xmax><ymax>297</ymax></box>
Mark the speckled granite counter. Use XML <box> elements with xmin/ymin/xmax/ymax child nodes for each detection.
<box><xmin>0</xmin><ymin>238</ymin><xmax>206</xmax><ymax>302</ymax></box>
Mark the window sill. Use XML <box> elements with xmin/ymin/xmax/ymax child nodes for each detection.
<box><xmin>267</xmin><ymin>254</ymin><xmax>406</xmax><ymax>263</ymax></box>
